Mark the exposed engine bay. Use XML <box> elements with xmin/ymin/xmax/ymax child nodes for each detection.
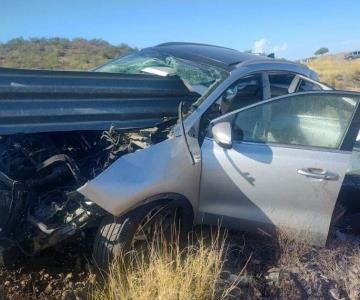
<box><xmin>0</xmin><ymin>66</ymin><xmax>200</xmax><ymax>263</ymax></box>
<box><xmin>0</xmin><ymin>121</ymin><xmax>175</xmax><ymax>262</ymax></box>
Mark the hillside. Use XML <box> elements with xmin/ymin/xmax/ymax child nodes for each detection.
<box><xmin>1</xmin><ymin>38</ymin><xmax>360</xmax><ymax>93</ymax></box>
<box><xmin>0</xmin><ymin>37</ymin><xmax>134</xmax><ymax>70</ymax></box>
<box><xmin>304</xmin><ymin>54</ymin><xmax>360</xmax><ymax>91</ymax></box>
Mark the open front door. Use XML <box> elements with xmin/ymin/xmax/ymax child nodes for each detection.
<box><xmin>198</xmin><ymin>91</ymin><xmax>360</xmax><ymax>245</ymax></box>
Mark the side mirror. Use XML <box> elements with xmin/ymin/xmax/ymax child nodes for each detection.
<box><xmin>211</xmin><ymin>121</ymin><xmax>232</xmax><ymax>149</ymax></box>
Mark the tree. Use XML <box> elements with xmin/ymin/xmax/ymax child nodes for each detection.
<box><xmin>314</xmin><ymin>47</ymin><xmax>329</xmax><ymax>56</ymax></box>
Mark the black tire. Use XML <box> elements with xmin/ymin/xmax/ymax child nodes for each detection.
<box><xmin>92</xmin><ymin>199</ymin><xmax>193</xmax><ymax>270</ymax></box>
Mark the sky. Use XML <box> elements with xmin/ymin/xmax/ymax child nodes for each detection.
<box><xmin>1</xmin><ymin>0</ymin><xmax>360</xmax><ymax>60</ymax></box>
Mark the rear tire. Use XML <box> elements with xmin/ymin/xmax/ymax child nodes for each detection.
<box><xmin>92</xmin><ymin>199</ymin><xmax>192</xmax><ymax>270</ymax></box>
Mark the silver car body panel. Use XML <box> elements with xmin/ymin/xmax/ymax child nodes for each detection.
<box><xmin>78</xmin><ymin>135</ymin><xmax>201</xmax><ymax>216</ymax></box>
<box><xmin>198</xmin><ymin>138</ymin><xmax>351</xmax><ymax>246</ymax></box>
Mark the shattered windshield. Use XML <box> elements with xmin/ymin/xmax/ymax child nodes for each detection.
<box><xmin>94</xmin><ymin>50</ymin><xmax>227</xmax><ymax>97</ymax></box>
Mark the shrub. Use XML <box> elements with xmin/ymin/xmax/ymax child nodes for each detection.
<box><xmin>92</xmin><ymin>229</ymin><xmax>244</xmax><ymax>300</ymax></box>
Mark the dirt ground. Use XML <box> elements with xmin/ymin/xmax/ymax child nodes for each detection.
<box><xmin>0</xmin><ymin>237</ymin><xmax>95</xmax><ymax>300</ymax></box>
<box><xmin>0</xmin><ymin>230</ymin><xmax>359</xmax><ymax>300</ymax></box>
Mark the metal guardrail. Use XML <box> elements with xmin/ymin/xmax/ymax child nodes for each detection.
<box><xmin>0</xmin><ymin>68</ymin><xmax>198</xmax><ymax>134</ymax></box>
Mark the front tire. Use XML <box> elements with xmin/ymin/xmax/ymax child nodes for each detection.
<box><xmin>92</xmin><ymin>199</ymin><xmax>192</xmax><ymax>269</ymax></box>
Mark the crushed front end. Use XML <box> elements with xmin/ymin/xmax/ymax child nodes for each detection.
<box><xmin>0</xmin><ymin>125</ymin><xmax>175</xmax><ymax>264</ymax></box>
<box><xmin>0</xmin><ymin>67</ymin><xmax>197</xmax><ymax>264</ymax></box>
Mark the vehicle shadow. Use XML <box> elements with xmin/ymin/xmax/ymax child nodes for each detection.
<box><xmin>224</xmin><ymin>142</ymin><xmax>273</xmax><ymax>186</ymax></box>
<box><xmin>199</xmin><ymin>141</ymin><xmax>279</xmax><ymax>249</ymax></box>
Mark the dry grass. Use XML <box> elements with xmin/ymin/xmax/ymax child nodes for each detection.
<box><xmin>316</xmin><ymin>247</ymin><xmax>360</xmax><ymax>299</ymax></box>
<box><xmin>276</xmin><ymin>230</ymin><xmax>312</xmax><ymax>268</ymax></box>
<box><xmin>305</xmin><ymin>55</ymin><xmax>360</xmax><ymax>90</ymax></box>
<box><xmin>92</xmin><ymin>229</ymin><xmax>245</xmax><ymax>300</ymax></box>
<box><xmin>272</xmin><ymin>230</ymin><xmax>360</xmax><ymax>300</ymax></box>
<box><xmin>91</xmin><ymin>226</ymin><xmax>360</xmax><ymax>300</ymax></box>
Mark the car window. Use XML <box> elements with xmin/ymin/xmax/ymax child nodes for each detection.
<box><xmin>232</xmin><ymin>93</ymin><xmax>359</xmax><ymax>149</ymax></box>
<box><xmin>199</xmin><ymin>73</ymin><xmax>264</xmax><ymax>143</ymax></box>
<box><xmin>268</xmin><ymin>73</ymin><xmax>296</xmax><ymax>97</ymax></box>
<box><xmin>220</xmin><ymin>73</ymin><xmax>263</xmax><ymax>114</ymax></box>
<box><xmin>297</xmin><ymin>79</ymin><xmax>322</xmax><ymax>92</ymax></box>
<box><xmin>202</xmin><ymin>73</ymin><xmax>264</xmax><ymax>122</ymax></box>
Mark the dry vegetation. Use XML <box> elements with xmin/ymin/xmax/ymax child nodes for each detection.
<box><xmin>0</xmin><ymin>38</ymin><xmax>134</xmax><ymax>70</ymax></box>
<box><xmin>1</xmin><ymin>227</ymin><xmax>359</xmax><ymax>299</ymax></box>
<box><xmin>268</xmin><ymin>231</ymin><xmax>360</xmax><ymax>300</ymax></box>
<box><xmin>92</xmin><ymin>230</ymin><xmax>244</xmax><ymax>300</ymax></box>
<box><xmin>91</xmin><ymin>229</ymin><xmax>360</xmax><ymax>300</ymax></box>
<box><xmin>305</xmin><ymin>55</ymin><xmax>360</xmax><ymax>91</ymax></box>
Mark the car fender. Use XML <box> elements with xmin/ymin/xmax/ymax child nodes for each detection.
<box><xmin>77</xmin><ymin>135</ymin><xmax>201</xmax><ymax>217</ymax></box>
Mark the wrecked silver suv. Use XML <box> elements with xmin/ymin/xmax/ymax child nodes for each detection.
<box><xmin>0</xmin><ymin>43</ymin><xmax>359</xmax><ymax>268</ymax></box>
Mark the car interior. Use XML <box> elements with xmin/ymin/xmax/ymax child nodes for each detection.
<box><xmin>231</xmin><ymin>93</ymin><xmax>356</xmax><ymax>149</ymax></box>
<box><xmin>199</xmin><ymin>72</ymin><xmax>323</xmax><ymax>143</ymax></box>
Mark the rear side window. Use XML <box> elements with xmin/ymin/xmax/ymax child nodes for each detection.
<box><xmin>297</xmin><ymin>79</ymin><xmax>322</xmax><ymax>92</ymax></box>
<box><xmin>269</xmin><ymin>73</ymin><xmax>296</xmax><ymax>97</ymax></box>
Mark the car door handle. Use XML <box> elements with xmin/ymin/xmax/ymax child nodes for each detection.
<box><xmin>297</xmin><ymin>168</ymin><xmax>339</xmax><ymax>181</ymax></box>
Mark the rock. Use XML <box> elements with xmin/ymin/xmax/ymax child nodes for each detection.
<box><xmin>4</xmin><ymin>281</ymin><xmax>10</xmax><ymax>287</ymax></box>
<box><xmin>266</xmin><ymin>271</ymin><xmax>280</xmax><ymax>285</ymax></box>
